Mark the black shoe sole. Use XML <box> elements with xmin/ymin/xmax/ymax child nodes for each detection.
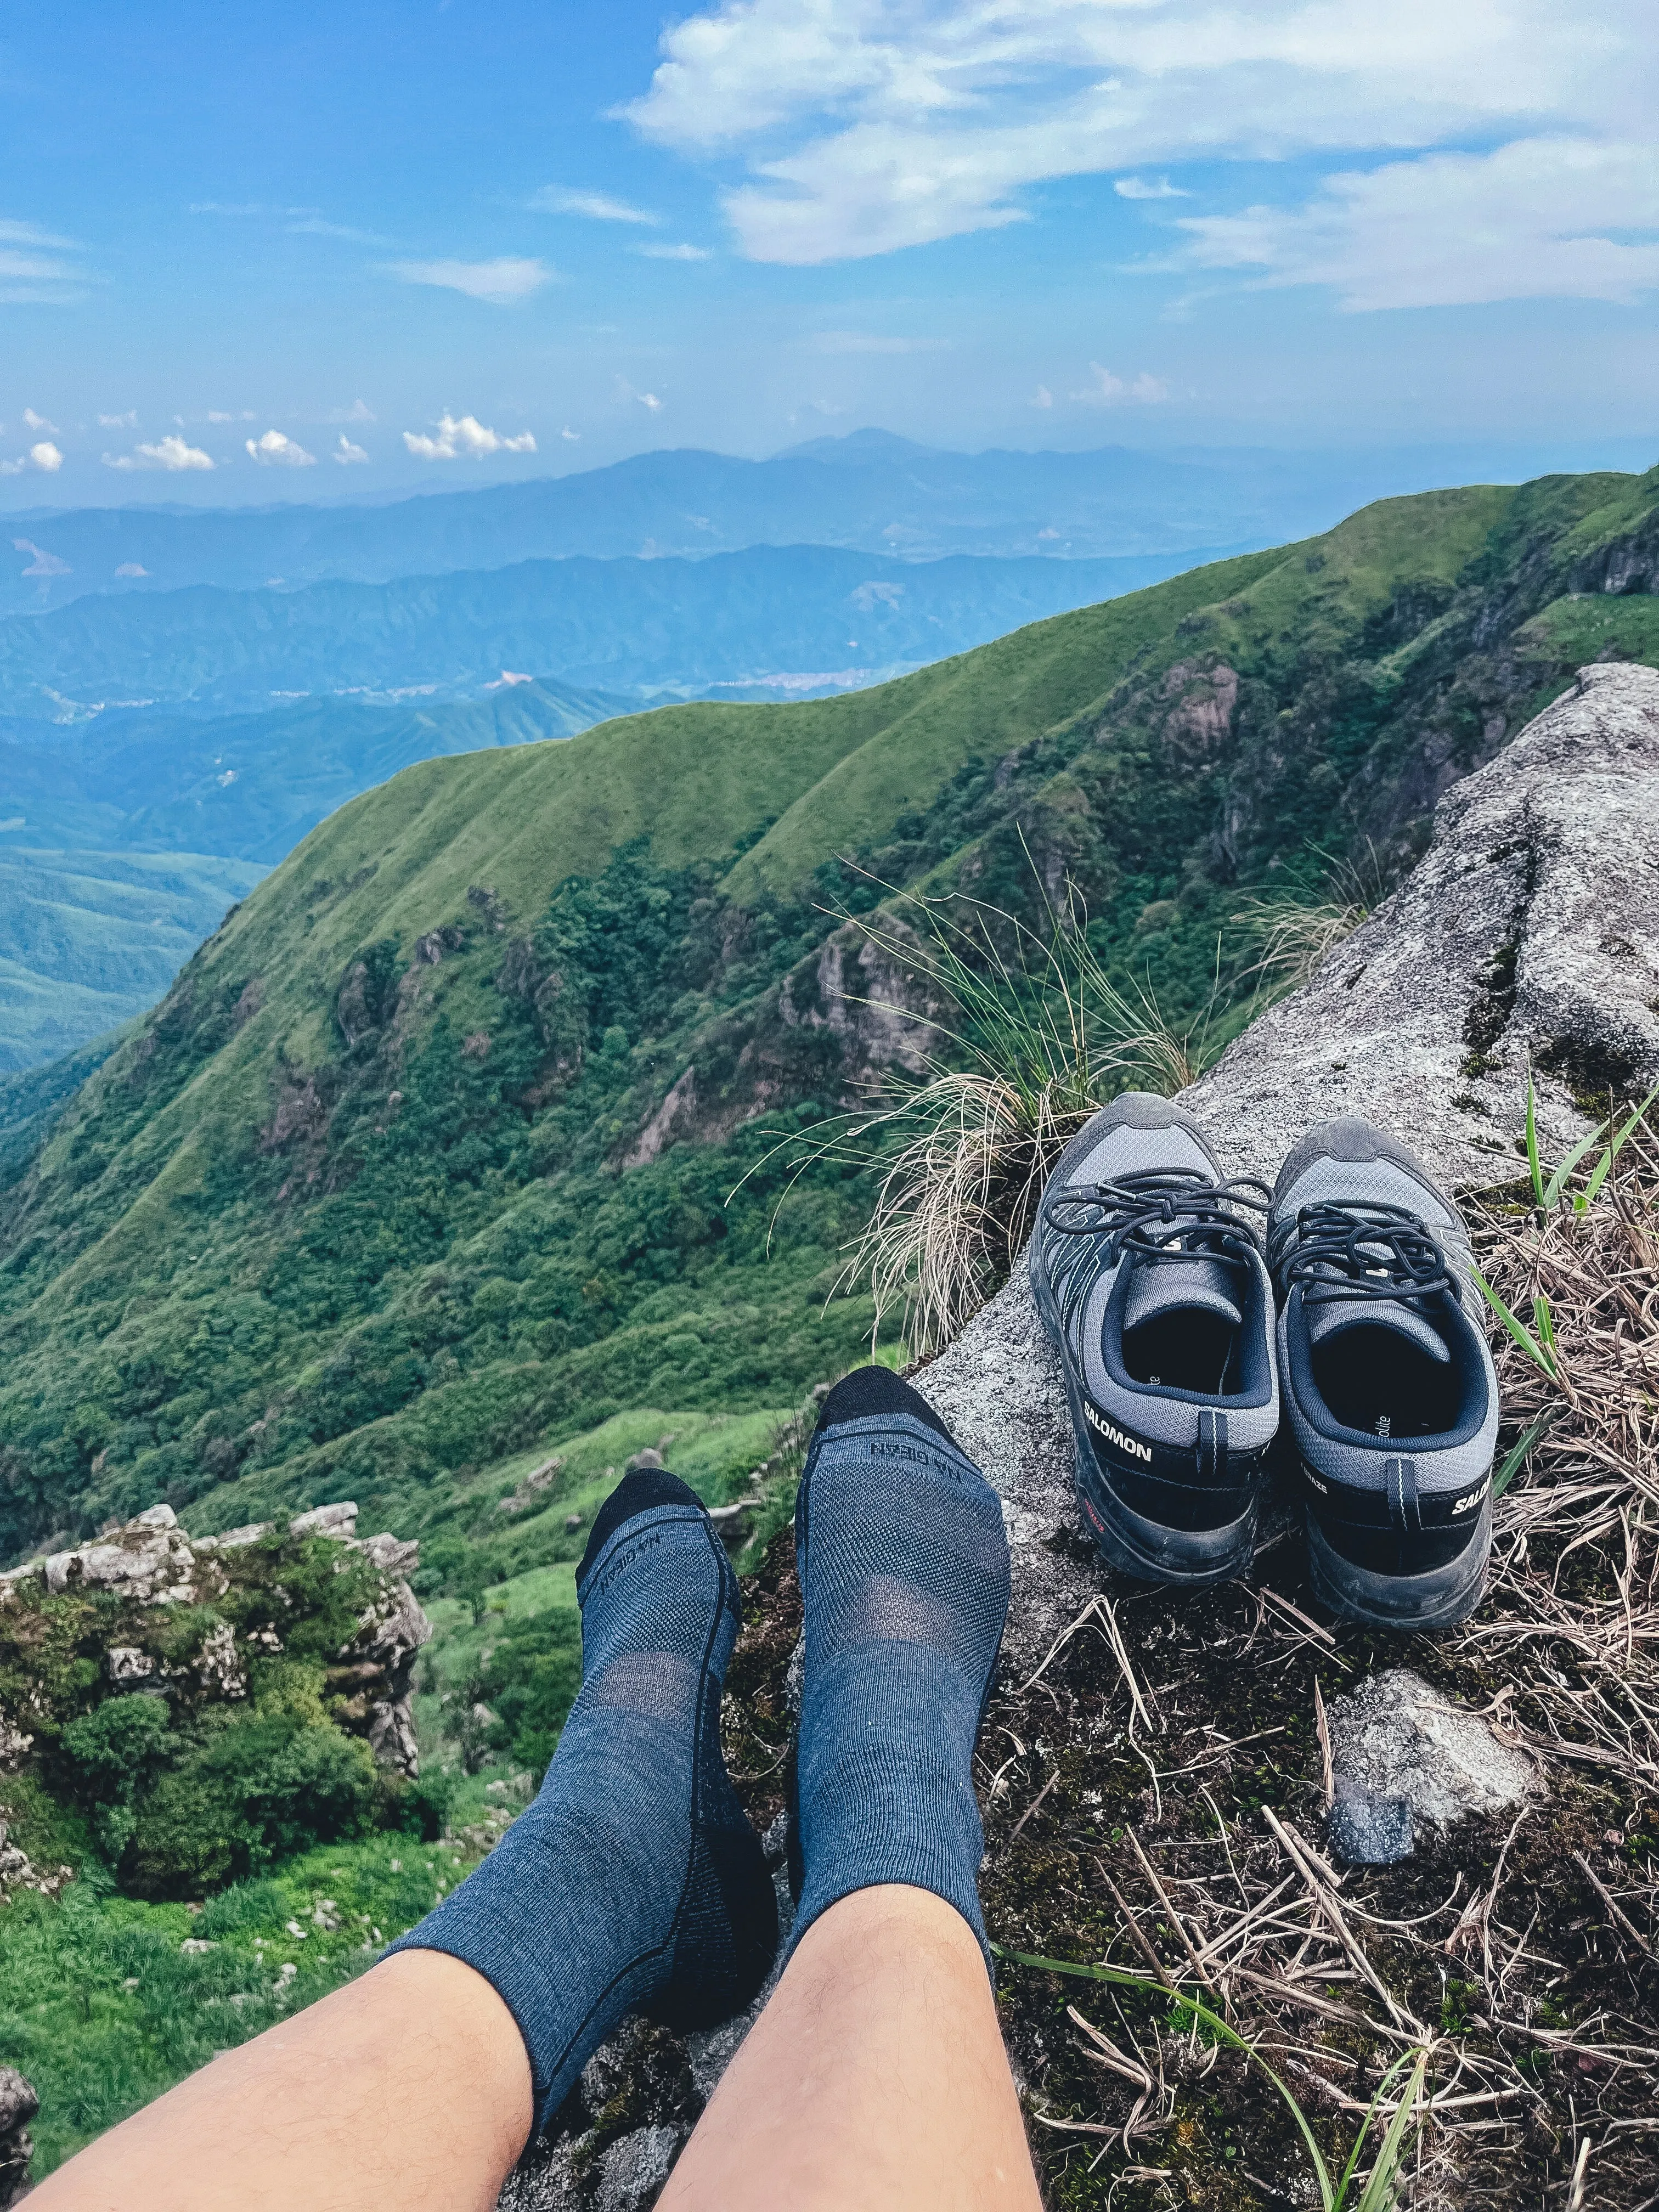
<box><xmin>1304</xmin><ymin>1493</ymin><xmax>1491</xmax><ymax>1631</ymax></box>
<box><xmin>1047</xmin><ymin>1299</ymin><xmax>1259</xmax><ymax>1587</ymax></box>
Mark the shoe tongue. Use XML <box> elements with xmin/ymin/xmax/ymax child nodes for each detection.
<box><xmin>1124</xmin><ymin>1256</ymin><xmax>1243</xmax><ymax>1334</ymax></box>
<box><xmin>1305</xmin><ymin>1297</ymin><xmax>1451</xmax><ymax>1364</ymax></box>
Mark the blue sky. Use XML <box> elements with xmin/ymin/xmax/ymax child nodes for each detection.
<box><xmin>2</xmin><ymin>0</ymin><xmax>1656</xmax><ymax>505</ymax></box>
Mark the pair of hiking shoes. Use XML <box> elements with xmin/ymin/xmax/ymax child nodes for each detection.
<box><xmin>1029</xmin><ymin>1094</ymin><xmax>1499</xmax><ymax>1630</ymax></box>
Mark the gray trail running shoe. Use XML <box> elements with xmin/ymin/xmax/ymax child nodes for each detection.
<box><xmin>1267</xmin><ymin>1118</ymin><xmax>1500</xmax><ymax>1631</ymax></box>
<box><xmin>1028</xmin><ymin>1092</ymin><xmax>1279</xmax><ymax>1585</ymax></box>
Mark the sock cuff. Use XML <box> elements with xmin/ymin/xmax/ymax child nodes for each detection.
<box><xmin>785</xmin><ymin>1861</ymin><xmax>994</xmax><ymax>1981</ymax></box>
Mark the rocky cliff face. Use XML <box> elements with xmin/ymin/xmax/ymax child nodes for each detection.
<box><xmin>0</xmin><ymin>1496</ymin><xmax>432</xmax><ymax>1900</ymax></box>
<box><xmin>493</xmin><ymin>662</ymin><xmax>1659</xmax><ymax>2210</ymax></box>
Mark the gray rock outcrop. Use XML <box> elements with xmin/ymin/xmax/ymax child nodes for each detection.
<box><xmin>919</xmin><ymin>661</ymin><xmax>1659</xmax><ymax>1673</ymax></box>
<box><xmin>0</xmin><ymin>2069</ymin><xmax>36</xmax><ymax>2209</ymax></box>
<box><xmin>1</xmin><ymin>1498</ymin><xmax>433</xmax><ymax>1778</ymax></box>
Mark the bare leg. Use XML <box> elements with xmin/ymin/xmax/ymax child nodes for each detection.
<box><xmin>663</xmin><ymin>1884</ymin><xmax>1041</xmax><ymax>2212</ymax></box>
<box><xmin>26</xmin><ymin>1950</ymin><xmax>531</xmax><ymax>2212</ymax></box>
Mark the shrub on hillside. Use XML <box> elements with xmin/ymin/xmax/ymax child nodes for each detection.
<box><xmin>122</xmin><ymin>1712</ymin><xmax>379</xmax><ymax>1897</ymax></box>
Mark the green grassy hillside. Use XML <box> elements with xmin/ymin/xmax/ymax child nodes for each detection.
<box><xmin>1</xmin><ymin>467</ymin><xmax>1656</xmax><ymax>1581</ymax></box>
<box><xmin>0</xmin><ymin>848</ymin><xmax>263</xmax><ymax>1075</ymax></box>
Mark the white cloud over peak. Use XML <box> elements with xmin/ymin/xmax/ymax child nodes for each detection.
<box><xmin>388</xmin><ymin>256</ymin><xmax>553</xmax><ymax>305</ymax></box>
<box><xmin>333</xmin><ymin>435</ymin><xmax>370</xmax><ymax>465</ymax></box>
<box><xmin>1071</xmin><ymin>364</ymin><xmax>1170</xmax><ymax>406</ymax></box>
<box><xmin>246</xmin><ymin>428</ymin><xmax>317</xmax><ymax>467</ymax></box>
<box><xmin>617</xmin><ymin>0</ymin><xmax>1659</xmax><ymax>304</ymax></box>
<box><xmin>103</xmin><ymin>435</ymin><xmax>215</xmax><ymax>473</ymax></box>
<box><xmin>402</xmin><ymin>413</ymin><xmax>538</xmax><ymax>461</ymax></box>
<box><xmin>531</xmin><ymin>186</ymin><xmax>658</xmax><ymax>225</ymax></box>
<box><xmin>0</xmin><ymin>218</ymin><xmax>85</xmax><ymax>303</ymax></box>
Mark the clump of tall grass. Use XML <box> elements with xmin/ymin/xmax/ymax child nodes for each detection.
<box><xmin>1233</xmin><ymin>840</ymin><xmax>1391</xmax><ymax>995</ymax></box>
<box><xmin>764</xmin><ymin>877</ymin><xmax>1227</xmax><ymax>1356</ymax></box>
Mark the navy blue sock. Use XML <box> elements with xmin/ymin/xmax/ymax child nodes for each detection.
<box><xmin>788</xmin><ymin>1367</ymin><xmax>1011</xmax><ymax>1968</ymax></box>
<box><xmin>388</xmin><ymin>1470</ymin><xmax>777</xmax><ymax>2134</ymax></box>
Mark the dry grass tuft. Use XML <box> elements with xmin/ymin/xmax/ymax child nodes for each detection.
<box><xmin>822</xmin><ymin>879</ymin><xmax>1224</xmax><ymax>1355</ymax></box>
<box><xmin>1462</xmin><ymin>1111</ymin><xmax>1659</xmax><ymax>1799</ymax></box>
<box><xmin>1233</xmin><ymin>843</ymin><xmax>1390</xmax><ymax>995</ymax></box>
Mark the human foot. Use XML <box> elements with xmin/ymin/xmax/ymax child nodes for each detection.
<box><xmin>390</xmin><ymin>1468</ymin><xmax>777</xmax><ymax>2132</ymax></box>
<box><xmin>788</xmin><ymin>1367</ymin><xmax>1011</xmax><ymax>1967</ymax></box>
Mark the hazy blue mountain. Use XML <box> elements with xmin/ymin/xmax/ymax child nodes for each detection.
<box><xmin>8</xmin><ymin>430</ymin><xmax>1652</xmax><ymax>620</ymax></box>
<box><xmin>0</xmin><ymin>544</ymin><xmax>1218</xmax><ymax>717</ymax></box>
<box><xmin>0</xmin><ymin>680</ymin><xmax>622</xmax><ymax>866</ymax></box>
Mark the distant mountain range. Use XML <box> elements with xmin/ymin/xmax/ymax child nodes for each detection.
<box><xmin>0</xmin><ymin>542</ymin><xmax>1222</xmax><ymax>719</ymax></box>
<box><xmin>14</xmin><ymin>428</ymin><xmax>1650</xmax><ymax>619</ymax></box>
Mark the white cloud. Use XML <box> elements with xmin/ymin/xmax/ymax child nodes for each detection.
<box><xmin>811</xmin><ymin>329</ymin><xmax>949</xmax><ymax>353</ymax></box>
<box><xmin>635</xmin><ymin>241</ymin><xmax>714</xmax><ymax>260</ymax></box>
<box><xmin>637</xmin><ymin>392</ymin><xmax>664</xmax><ymax>413</ymax></box>
<box><xmin>0</xmin><ymin>219</ymin><xmax>74</xmax><ymax>249</ymax></box>
<box><xmin>98</xmin><ymin>410</ymin><xmax>138</xmax><ymax>429</ymax></box>
<box><xmin>531</xmin><ymin>186</ymin><xmax>658</xmax><ymax>225</ymax></box>
<box><xmin>207</xmin><ymin>410</ymin><xmax>234</xmax><ymax>424</ymax></box>
<box><xmin>561</xmin><ymin>426</ymin><xmax>582</xmax><ymax>441</ymax></box>
<box><xmin>103</xmin><ymin>435</ymin><xmax>215</xmax><ymax>473</ymax></box>
<box><xmin>246</xmin><ymin>428</ymin><xmax>317</xmax><ymax>467</ymax></box>
<box><xmin>0</xmin><ymin>442</ymin><xmax>64</xmax><ymax>476</ymax></box>
<box><xmin>1071</xmin><ymin>364</ymin><xmax>1170</xmax><ymax>406</ymax></box>
<box><xmin>1116</xmin><ymin>177</ymin><xmax>1186</xmax><ymax>201</ymax></box>
<box><xmin>329</xmin><ymin>398</ymin><xmax>376</xmax><ymax>424</ymax></box>
<box><xmin>22</xmin><ymin>408</ymin><xmax>57</xmax><ymax>434</ymax></box>
<box><xmin>402</xmin><ymin>412</ymin><xmax>538</xmax><ymax>460</ymax></box>
<box><xmin>617</xmin><ymin>0</ymin><xmax>1659</xmax><ymax>294</ymax></box>
<box><xmin>1032</xmin><ymin>383</ymin><xmax>1053</xmax><ymax>408</ymax></box>
<box><xmin>332</xmin><ymin>435</ymin><xmax>370</xmax><ymax>465</ymax></box>
<box><xmin>286</xmin><ymin>216</ymin><xmax>388</xmax><ymax>244</ymax></box>
<box><xmin>1179</xmin><ymin>136</ymin><xmax>1659</xmax><ymax>310</ymax></box>
<box><xmin>0</xmin><ymin>218</ymin><xmax>87</xmax><ymax>301</ymax></box>
<box><xmin>13</xmin><ymin>538</ymin><xmax>69</xmax><ymax>576</ymax></box>
<box><xmin>115</xmin><ymin>562</ymin><xmax>148</xmax><ymax>577</ymax></box>
<box><xmin>388</xmin><ymin>256</ymin><xmax>553</xmax><ymax>304</ymax></box>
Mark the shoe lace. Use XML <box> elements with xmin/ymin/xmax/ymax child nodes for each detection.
<box><xmin>1039</xmin><ymin>1167</ymin><xmax>1269</xmax><ymax>1350</ymax></box>
<box><xmin>1269</xmin><ymin>1199</ymin><xmax>1453</xmax><ymax>1314</ymax></box>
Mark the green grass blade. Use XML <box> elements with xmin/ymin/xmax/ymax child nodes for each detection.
<box><xmin>992</xmin><ymin>1944</ymin><xmax>1335</xmax><ymax>2209</ymax></box>
<box><xmin>1582</xmin><ymin>1080</ymin><xmax>1659</xmax><ymax>1205</ymax></box>
<box><xmin>1348</xmin><ymin>2046</ymin><xmax>1429</xmax><ymax>2212</ymax></box>
<box><xmin>1491</xmin><ymin>1408</ymin><xmax>1555</xmax><ymax>1500</ymax></box>
<box><xmin>1541</xmin><ymin>1120</ymin><xmax>1607</xmax><ymax>1208</ymax></box>
<box><xmin>1470</xmin><ymin>1265</ymin><xmax>1558</xmax><ymax>1380</ymax></box>
<box><xmin>1525</xmin><ymin>1075</ymin><xmax>1544</xmax><ymax>1209</ymax></box>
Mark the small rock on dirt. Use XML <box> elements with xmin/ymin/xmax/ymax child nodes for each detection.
<box><xmin>1325</xmin><ymin>1667</ymin><xmax>1536</xmax><ymax>1864</ymax></box>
